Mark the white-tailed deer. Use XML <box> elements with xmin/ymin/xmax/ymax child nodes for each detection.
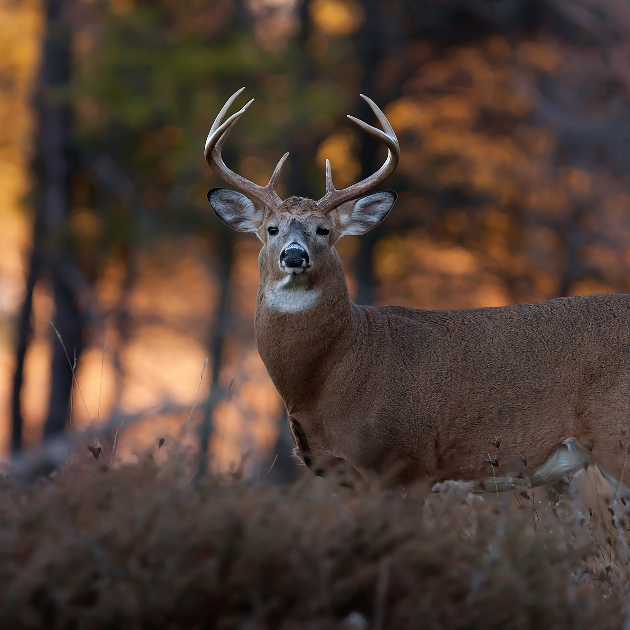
<box><xmin>204</xmin><ymin>88</ymin><xmax>630</xmax><ymax>494</ymax></box>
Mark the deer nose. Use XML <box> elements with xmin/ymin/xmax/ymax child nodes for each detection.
<box><xmin>280</xmin><ymin>243</ymin><xmax>309</xmax><ymax>268</ymax></box>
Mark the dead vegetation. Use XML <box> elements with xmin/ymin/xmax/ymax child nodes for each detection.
<box><xmin>0</xmin><ymin>446</ymin><xmax>628</xmax><ymax>630</ymax></box>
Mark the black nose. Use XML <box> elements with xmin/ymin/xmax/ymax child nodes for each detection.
<box><xmin>281</xmin><ymin>243</ymin><xmax>309</xmax><ymax>268</ymax></box>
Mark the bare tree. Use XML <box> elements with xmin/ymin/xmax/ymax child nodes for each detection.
<box><xmin>197</xmin><ymin>229</ymin><xmax>235</xmax><ymax>478</ymax></box>
<box><xmin>12</xmin><ymin>0</ymin><xmax>84</xmax><ymax>450</ymax></box>
<box><xmin>353</xmin><ymin>0</ymin><xmax>401</xmax><ymax>305</ymax></box>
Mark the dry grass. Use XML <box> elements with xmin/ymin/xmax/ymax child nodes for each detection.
<box><xmin>0</xmin><ymin>445</ymin><xmax>628</xmax><ymax>629</ymax></box>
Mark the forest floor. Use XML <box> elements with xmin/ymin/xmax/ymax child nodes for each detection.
<box><xmin>0</xmin><ymin>440</ymin><xmax>628</xmax><ymax>629</ymax></box>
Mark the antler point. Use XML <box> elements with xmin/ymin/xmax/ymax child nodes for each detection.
<box><xmin>206</xmin><ymin>90</ymin><xmax>283</xmax><ymax>209</ymax></box>
<box><xmin>317</xmin><ymin>93</ymin><xmax>400</xmax><ymax>212</ymax></box>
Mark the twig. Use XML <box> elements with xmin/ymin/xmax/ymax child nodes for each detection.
<box><xmin>50</xmin><ymin>322</ymin><xmax>92</xmax><ymax>422</ymax></box>
<box><xmin>97</xmin><ymin>338</ymin><xmax>108</xmax><ymax>422</ymax></box>
<box><xmin>110</xmin><ymin>418</ymin><xmax>125</xmax><ymax>469</ymax></box>
<box><xmin>488</xmin><ymin>439</ymin><xmax>525</xmax><ymax>508</ymax></box>
<box><xmin>496</xmin><ymin>463</ymin><xmax>525</xmax><ymax>508</ymax></box>
<box><xmin>185</xmin><ymin>468</ymin><xmax>199</xmax><ymax>486</ymax></box>
<box><xmin>67</xmin><ymin>349</ymin><xmax>76</xmax><ymax>463</ymax></box>
<box><xmin>69</xmin><ymin>348</ymin><xmax>76</xmax><ymax>432</ymax></box>
<box><xmin>611</xmin><ymin>502</ymin><xmax>630</xmax><ymax>567</ymax></box>
<box><xmin>182</xmin><ymin>358</ymin><xmax>208</xmax><ymax>449</ymax></box>
<box><xmin>373</xmin><ymin>556</ymin><xmax>390</xmax><ymax>630</ymax></box>
<box><xmin>262</xmin><ymin>455</ymin><xmax>278</xmax><ymax>480</ymax></box>
<box><xmin>590</xmin><ymin>465</ymin><xmax>611</xmax><ymax>566</ymax></box>
<box><xmin>617</xmin><ymin>448</ymin><xmax>628</xmax><ymax>498</ymax></box>
<box><xmin>487</xmin><ymin>452</ymin><xmax>499</xmax><ymax>499</ymax></box>
<box><xmin>214</xmin><ymin>379</ymin><xmax>234</xmax><ymax>473</ymax></box>
<box><xmin>530</xmin><ymin>488</ymin><xmax>539</xmax><ymax>531</ymax></box>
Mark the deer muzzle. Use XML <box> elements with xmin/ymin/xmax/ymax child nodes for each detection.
<box><xmin>280</xmin><ymin>242</ymin><xmax>310</xmax><ymax>270</ymax></box>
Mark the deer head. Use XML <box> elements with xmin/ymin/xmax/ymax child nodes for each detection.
<box><xmin>205</xmin><ymin>88</ymin><xmax>399</xmax><ymax>312</ymax></box>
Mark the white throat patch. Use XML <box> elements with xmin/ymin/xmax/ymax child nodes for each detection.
<box><xmin>265</xmin><ymin>276</ymin><xmax>321</xmax><ymax>313</ymax></box>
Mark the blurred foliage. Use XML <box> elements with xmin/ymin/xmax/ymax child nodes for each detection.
<box><xmin>70</xmin><ymin>0</ymin><xmax>360</xmax><ymax>256</ymax></box>
<box><xmin>63</xmin><ymin>0</ymin><xmax>630</xmax><ymax>306</ymax></box>
<box><xmin>5</xmin><ymin>0</ymin><xmax>630</xmax><ymax>458</ymax></box>
<box><xmin>0</xmin><ymin>0</ymin><xmax>42</xmax><ymax>326</ymax></box>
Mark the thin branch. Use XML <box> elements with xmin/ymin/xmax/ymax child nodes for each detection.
<box><xmin>262</xmin><ymin>455</ymin><xmax>278</xmax><ymax>480</ymax></box>
<box><xmin>97</xmin><ymin>338</ymin><xmax>108</xmax><ymax>422</ymax></box>
<box><xmin>50</xmin><ymin>322</ymin><xmax>92</xmax><ymax>423</ymax></box>
<box><xmin>373</xmin><ymin>556</ymin><xmax>391</xmax><ymax>630</ymax></box>
<box><xmin>182</xmin><ymin>358</ymin><xmax>209</xmax><ymax>449</ymax></box>
<box><xmin>110</xmin><ymin>418</ymin><xmax>125</xmax><ymax>469</ymax></box>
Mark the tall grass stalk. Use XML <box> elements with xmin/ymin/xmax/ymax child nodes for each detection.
<box><xmin>182</xmin><ymin>357</ymin><xmax>208</xmax><ymax>450</ymax></box>
<box><xmin>50</xmin><ymin>322</ymin><xmax>92</xmax><ymax>422</ymax></box>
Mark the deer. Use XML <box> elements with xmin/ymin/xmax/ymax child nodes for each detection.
<box><xmin>204</xmin><ymin>87</ymin><xmax>630</xmax><ymax>495</ymax></box>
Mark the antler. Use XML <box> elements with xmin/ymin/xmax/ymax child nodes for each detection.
<box><xmin>317</xmin><ymin>94</ymin><xmax>400</xmax><ymax>213</ymax></box>
<box><xmin>204</xmin><ymin>87</ymin><xmax>288</xmax><ymax>209</ymax></box>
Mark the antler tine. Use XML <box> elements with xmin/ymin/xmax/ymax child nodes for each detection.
<box><xmin>204</xmin><ymin>98</ymin><xmax>253</xmax><ymax>157</ymax></box>
<box><xmin>325</xmin><ymin>159</ymin><xmax>334</xmax><ymax>195</ymax></box>
<box><xmin>359</xmin><ymin>94</ymin><xmax>397</xmax><ymax>139</ymax></box>
<box><xmin>267</xmin><ymin>152</ymin><xmax>290</xmax><ymax>192</ymax></box>
<box><xmin>346</xmin><ymin>115</ymin><xmax>398</xmax><ymax>152</ymax></box>
<box><xmin>317</xmin><ymin>95</ymin><xmax>400</xmax><ymax>214</ymax></box>
<box><xmin>208</xmin><ymin>86</ymin><xmax>245</xmax><ymax>135</ymax></box>
<box><xmin>204</xmin><ymin>88</ymin><xmax>287</xmax><ymax>209</ymax></box>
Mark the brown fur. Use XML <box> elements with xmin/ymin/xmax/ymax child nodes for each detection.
<box><xmin>204</xmin><ymin>187</ymin><xmax>630</xmax><ymax>487</ymax></box>
<box><xmin>251</xmin><ymin>198</ymin><xmax>630</xmax><ymax>487</ymax></box>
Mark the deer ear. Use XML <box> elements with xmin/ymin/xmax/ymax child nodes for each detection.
<box><xmin>330</xmin><ymin>190</ymin><xmax>397</xmax><ymax>238</ymax></box>
<box><xmin>207</xmin><ymin>188</ymin><xmax>263</xmax><ymax>233</ymax></box>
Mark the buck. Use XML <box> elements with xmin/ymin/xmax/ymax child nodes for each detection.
<box><xmin>204</xmin><ymin>88</ymin><xmax>630</xmax><ymax>494</ymax></box>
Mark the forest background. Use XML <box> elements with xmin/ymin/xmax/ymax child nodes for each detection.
<box><xmin>2</xmin><ymin>0</ymin><xmax>630</xmax><ymax>479</ymax></box>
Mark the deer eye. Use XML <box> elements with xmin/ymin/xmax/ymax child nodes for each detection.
<box><xmin>268</xmin><ymin>226</ymin><xmax>278</xmax><ymax>236</ymax></box>
<box><xmin>316</xmin><ymin>227</ymin><xmax>330</xmax><ymax>236</ymax></box>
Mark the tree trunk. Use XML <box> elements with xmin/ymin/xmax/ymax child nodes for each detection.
<box><xmin>285</xmin><ymin>0</ymin><xmax>317</xmax><ymax>199</ymax></box>
<box><xmin>41</xmin><ymin>0</ymin><xmax>83</xmax><ymax>438</ymax></box>
<box><xmin>557</xmin><ymin>204</ymin><xmax>588</xmax><ymax>298</ymax></box>
<box><xmin>353</xmin><ymin>0</ymin><xmax>392</xmax><ymax>306</ymax></box>
<box><xmin>10</xmin><ymin>239</ymin><xmax>41</xmax><ymax>453</ymax></box>
<box><xmin>11</xmin><ymin>0</ymin><xmax>83</xmax><ymax>446</ymax></box>
<box><xmin>44</xmin><ymin>259</ymin><xmax>85</xmax><ymax>436</ymax></box>
<box><xmin>198</xmin><ymin>230</ymin><xmax>235</xmax><ymax>478</ymax></box>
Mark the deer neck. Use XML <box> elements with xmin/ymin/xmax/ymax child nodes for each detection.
<box><xmin>254</xmin><ymin>247</ymin><xmax>356</xmax><ymax>408</ymax></box>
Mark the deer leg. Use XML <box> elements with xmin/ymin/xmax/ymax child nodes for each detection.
<box><xmin>527</xmin><ymin>438</ymin><xmax>591</xmax><ymax>488</ymax></box>
<box><xmin>309</xmin><ymin>452</ymin><xmax>367</xmax><ymax>491</ymax></box>
<box><xmin>287</xmin><ymin>417</ymin><xmax>315</xmax><ymax>469</ymax></box>
<box><xmin>468</xmin><ymin>438</ymin><xmax>592</xmax><ymax>495</ymax></box>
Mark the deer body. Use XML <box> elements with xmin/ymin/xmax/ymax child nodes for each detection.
<box><xmin>204</xmin><ymin>89</ymin><xmax>629</xmax><ymax>493</ymax></box>
<box><xmin>256</xmin><ymin>239</ymin><xmax>630</xmax><ymax>487</ymax></box>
